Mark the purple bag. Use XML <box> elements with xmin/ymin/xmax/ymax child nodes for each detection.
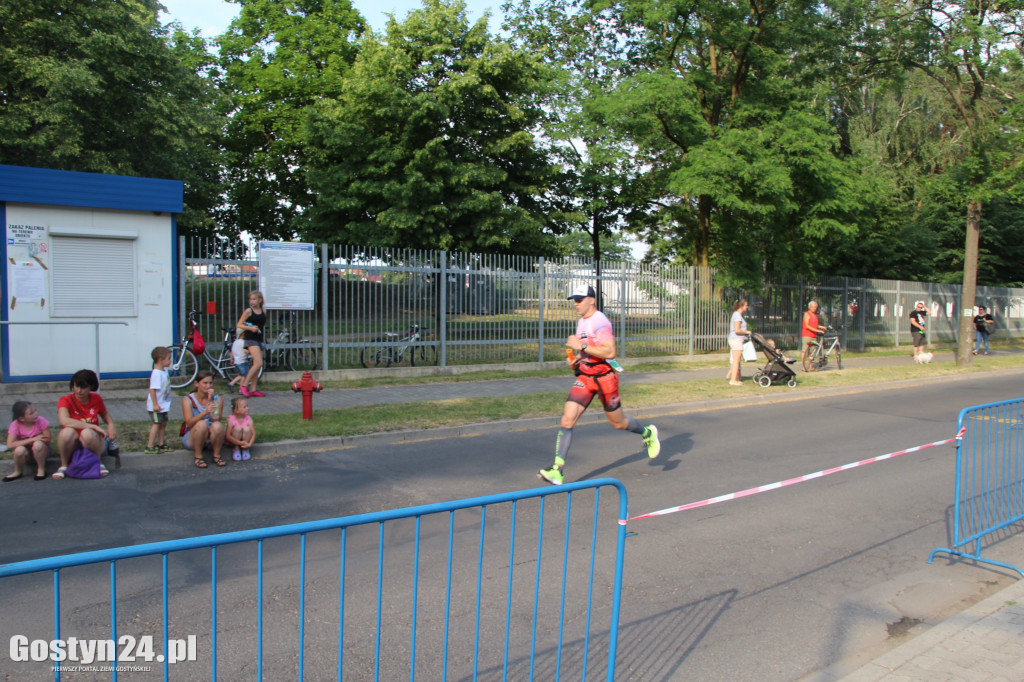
<box><xmin>65</xmin><ymin>447</ymin><xmax>103</xmax><ymax>479</ymax></box>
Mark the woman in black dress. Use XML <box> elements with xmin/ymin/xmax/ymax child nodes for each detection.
<box><xmin>235</xmin><ymin>290</ymin><xmax>266</xmax><ymax>397</ymax></box>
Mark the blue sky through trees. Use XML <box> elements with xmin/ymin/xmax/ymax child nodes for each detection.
<box><xmin>159</xmin><ymin>0</ymin><xmax>502</xmax><ymax>36</ymax></box>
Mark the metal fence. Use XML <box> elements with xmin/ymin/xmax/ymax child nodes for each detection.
<box><xmin>181</xmin><ymin>238</ymin><xmax>1024</xmax><ymax>371</ymax></box>
<box><xmin>0</xmin><ymin>479</ymin><xmax>629</xmax><ymax>681</ymax></box>
<box><xmin>929</xmin><ymin>399</ymin><xmax>1024</xmax><ymax>578</ymax></box>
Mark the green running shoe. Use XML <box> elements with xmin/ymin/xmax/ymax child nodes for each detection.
<box><xmin>143</xmin><ymin>446</ymin><xmax>161</xmax><ymax>455</ymax></box>
<box><xmin>643</xmin><ymin>425</ymin><xmax>661</xmax><ymax>459</ymax></box>
<box><xmin>538</xmin><ymin>465</ymin><xmax>564</xmax><ymax>485</ymax></box>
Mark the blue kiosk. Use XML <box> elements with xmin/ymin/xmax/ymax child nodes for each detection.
<box><xmin>0</xmin><ymin>164</ymin><xmax>182</xmax><ymax>382</ymax></box>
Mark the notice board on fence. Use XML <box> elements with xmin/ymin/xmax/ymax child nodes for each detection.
<box><xmin>258</xmin><ymin>241</ymin><xmax>315</xmax><ymax>310</ymax></box>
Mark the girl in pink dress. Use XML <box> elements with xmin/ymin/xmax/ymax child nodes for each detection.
<box><xmin>226</xmin><ymin>397</ymin><xmax>256</xmax><ymax>461</ymax></box>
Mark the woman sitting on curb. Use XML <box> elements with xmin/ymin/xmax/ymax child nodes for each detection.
<box><xmin>182</xmin><ymin>370</ymin><xmax>226</xmax><ymax>468</ymax></box>
<box><xmin>54</xmin><ymin>369</ymin><xmax>115</xmax><ymax>479</ymax></box>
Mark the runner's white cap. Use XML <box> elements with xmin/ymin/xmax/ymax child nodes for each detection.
<box><xmin>568</xmin><ymin>285</ymin><xmax>596</xmax><ymax>301</ymax></box>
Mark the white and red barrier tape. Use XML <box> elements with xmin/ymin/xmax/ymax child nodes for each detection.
<box><xmin>625</xmin><ymin>428</ymin><xmax>966</xmax><ymax>524</ymax></box>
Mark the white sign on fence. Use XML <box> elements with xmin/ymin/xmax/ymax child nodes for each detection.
<box><xmin>258</xmin><ymin>241</ymin><xmax>315</xmax><ymax>310</ymax></box>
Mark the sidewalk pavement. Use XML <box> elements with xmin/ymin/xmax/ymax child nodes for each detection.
<box><xmin>2</xmin><ymin>350</ymin><xmax>1023</xmax><ymax>680</ymax></box>
<box><xmin>838</xmin><ymin>578</ymin><xmax>1024</xmax><ymax>681</ymax></box>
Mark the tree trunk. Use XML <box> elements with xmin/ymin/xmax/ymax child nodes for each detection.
<box><xmin>695</xmin><ymin>195</ymin><xmax>712</xmax><ymax>268</ymax></box>
<box><xmin>957</xmin><ymin>200</ymin><xmax>981</xmax><ymax>366</ymax></box>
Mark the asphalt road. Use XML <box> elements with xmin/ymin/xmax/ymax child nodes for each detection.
<box><xmin>2</xmin><ymin>371</ymin><xmax>1024</xmax><ymax>680</ymax></box>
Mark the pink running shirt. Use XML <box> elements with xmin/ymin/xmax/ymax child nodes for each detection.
<box><xmin>576</xmin><ymin>310</ymin><xmax>614</xmax><ymax>363</ymax></box>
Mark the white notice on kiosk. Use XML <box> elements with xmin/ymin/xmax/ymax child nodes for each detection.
<box><xmin>258</xmin><ymin>242</ymin><xmax>315</xmax><ymax>310</ymax></box>
<box><xmin>13</xmin><ymin>261</ymin><xmax>46</xmax><ymax>301</ymax></box>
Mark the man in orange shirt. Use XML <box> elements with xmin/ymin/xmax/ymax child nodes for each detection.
<box><xmin>801</xmin><ymin>301</ymin><xmax>828</xmax><ymax>372</ymax></box>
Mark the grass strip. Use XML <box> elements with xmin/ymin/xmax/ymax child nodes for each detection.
<box><xmin>99</xmin><ymin>352</ymin><xmax>1024</xmax><ymax>453</ymax></box>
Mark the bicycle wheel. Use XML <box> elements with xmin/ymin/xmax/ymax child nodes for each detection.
<box><xmin>361</xmin><ymin>342</ymin><xmax>392</xmax><ymax>368</ymax></box>
<box><xmin>805</xmin><ymin>344</ymin><xmax>821</xmax><ymax>370</ymax></box>
<box><xmin>834</xmin><ymin>349</ymin><xmax>842</xmax><ymax>370</ymax></box>
<box><xmin>169</xmin><ymin>345</ymin><xmax>199</xmax><ymax>388</ymax></box>
<box><xmin>410</xmin><ymin>345</ymin><xmax>437</xmax><ymax>367</ymax></box>
<box><xmin>213</xmin><ymin>349</ymin><xmax>250</xmax><ymax>387</ymax></box>
<box><xmin>288</xmin><ymin>345</ymin><xmax>320</xmax><ymax>372</ymax></box>
<box><xmin>211</xmin><ymin>348</ymin><xmax>232</xmax><ymax>374</ymax></box>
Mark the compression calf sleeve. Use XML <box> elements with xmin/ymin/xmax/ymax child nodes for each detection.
<box><xmin>625</xmin><ymin>417</ymin><xmax>645</xmax><ymax>435</ymax></box>
<box><xmin>555</xmin><ymin>427</ymin><xmax>573</xmax><ymax>464</ymax></box>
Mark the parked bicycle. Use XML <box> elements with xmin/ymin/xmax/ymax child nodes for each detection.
<box><xmin>263</xmin><ymin>311</ymin><xmax>320</xmax><ymax>373</ymax></box>
<box><xmin>361</xmin><ymin>324</ymin><xmax>437</xmax><ymax>368</ymax></box>
<box><xmin>168</xmin><ymin>311</ymin><xmax>263</xmax><ymax>389</ymax></box>
<box><xmin>805</xmin><ymin>325</ymin><xmax>843</xmax><ymax>370</ymax></box>
<box><xmin>168</xmin><ymin>311</ymin><xmax>201</xmax><ymax>388</ymax></box>
<box><xmin>209</xmin><ymin>326</ymin><xmax>264</xmax><ymax>389</ymax></box>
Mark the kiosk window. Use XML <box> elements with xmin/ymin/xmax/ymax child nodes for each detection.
<box><xmin>50</xmin><ymin>235</ymin><xmax>137</xmax><ymax>317</ymax></box>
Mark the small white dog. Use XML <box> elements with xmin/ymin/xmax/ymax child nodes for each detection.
<box><xmin>914</xmin><ymin>351</ymin><xmax>934</xmax><ymax>364</ymax></box>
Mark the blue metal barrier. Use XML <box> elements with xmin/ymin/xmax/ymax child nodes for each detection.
<box><xmin>929</xmin><ymin>398</ymin><xmax>1024</xmax><ymax>578</ymax></box>
<box><xmin>1</xmin><ymin>479</ymin><xmax>628</xmax><ymax>681</ymax></box>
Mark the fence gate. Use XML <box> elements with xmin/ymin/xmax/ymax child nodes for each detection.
<box><xmin>1</xmin><ymin>479</ymin><xmax>628</xmax><ymax>681</ymax></box>
<box><xmin>930</xmin><ymin>398</ymin><xmax>1024</xmax><ymax>578</ymax></box>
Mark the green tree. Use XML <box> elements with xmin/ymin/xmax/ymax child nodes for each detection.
<box><xmin>977</xmin><ymin>201</ymin><xmax>1024</xmax><ymax>287</ymax></box>
<box><xmin>555</xmin><ymin>230</ymin><xmax>633</xmax><ymax>260</ymax></box>
<box><xmin>304</xmin><ymin>0</ymin><xmax>558</xmax><ymax>254</ymax></box>
<box><xmin>919</xmin><ymin>188</ymin><xmax>1024</xmax><ymax>287</ymax></box>
<box><xmin>828</xmin><ymin>67</ymin><xmax>1024</xmax><ymax>284</ymax></box>
<box><xmin>164</xmin><ymin>26</ymin><xmax>230</xmax><ymax>239</ymax></box>
<box><xmin>513</xmin><ymin>0</ymin><xmax>878</xmax><ymax>285</ymax></box>
<box><xmin>505</xmin><ymin>0</ymin><xmax>652</xmax><ymax>270</ymax></box>
<box><xmin>0</xmin><ymin>0</ymin><xmax>224</xmax><ymax>235</ymax></box>
<box><xmin>878</xmin><ymin>0</ymin><xmax>1024</xmax><ymax>363</ymax></box>
<box><xmin>829</xmin><ymin>73</ymin><xmax>947</xmax><ymax>281</ymax></box>
<box><xmin>216</xmin><ymin>0</ymin><xmax>366</xmax><ymax>241</ymax></box>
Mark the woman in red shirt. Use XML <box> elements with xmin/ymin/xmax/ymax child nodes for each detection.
<box><xmin>54</xmin><ymin>369</ymin><xmax>116</xmax><ymax>479</ymax></box>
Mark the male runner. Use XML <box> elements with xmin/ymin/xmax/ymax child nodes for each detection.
<box><xmin>538</xmin><ymin>285</ymin><xmax>660</xmax><ymax>485</ymax></box>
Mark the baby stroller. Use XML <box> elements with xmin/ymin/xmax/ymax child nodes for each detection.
<box><xmin>749</xmin><ymin>332</ymin><xmax>797</xmax><ymax>388</ymax></box>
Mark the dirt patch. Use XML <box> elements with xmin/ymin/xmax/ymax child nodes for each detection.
<box><xmin>886</xmin><ymin>615</ymin><xmax>923</xmax><ymax>638</ymax></box>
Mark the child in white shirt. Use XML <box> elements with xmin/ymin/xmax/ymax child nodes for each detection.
<box><xmin>145</xmin><ymin>346</ymin><xmax>173</xmax><ymax>454</ymax></box>
<box><xmin>228</xmin><ymin>337</ymin><xmax>251</xmax><ymax>393</ymax></box>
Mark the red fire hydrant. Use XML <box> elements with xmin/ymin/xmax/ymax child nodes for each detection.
<box><xmin>291</xmin><ymin>371</ymin><xmax>322</xmax><ymax>420</ymax></box>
